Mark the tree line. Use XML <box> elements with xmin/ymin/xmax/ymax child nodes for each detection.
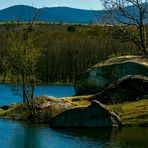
<box><xmin>0</xmin><ymin>23</ymin><xmax>146</xmax><ymax>84</ymax></box>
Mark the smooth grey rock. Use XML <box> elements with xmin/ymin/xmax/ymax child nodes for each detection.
<box><xmin>50</xmin><ymin>100</ymin><xmax>121</xmax><ymax>127</ymax></box>
<box><xmin>74</xmin><ymin>56</ymin><xmax>148</xmax><ymax>95</ymax></box>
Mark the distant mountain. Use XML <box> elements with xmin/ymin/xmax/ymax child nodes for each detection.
<box><xmin>0</xmin><ymin>5</ymin><xmax>37</xmax><ymax>22</ymax></box>
<box><xmin>0</xmin><ymin>5</ymin><xmax>105</xmax><ymax>23</ymax></box>
<box><xmin>0</xmin><ymin>4</ymin><xmax>147</xmax><ymax>24</ymax></box>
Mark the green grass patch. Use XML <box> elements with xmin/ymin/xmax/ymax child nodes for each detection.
<box><xmin>107</xmin><ymin>99</ymin><xmax>148</xmax><ymax>126</ymax></box>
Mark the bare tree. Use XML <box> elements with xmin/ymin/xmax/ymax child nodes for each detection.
<box><xmin>101</xmin><ymin>0</ymin><xmax>148</xmax><ymax>55</ymax></box>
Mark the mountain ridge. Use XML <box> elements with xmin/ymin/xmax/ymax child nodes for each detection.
<box><xmin>0</xmin><ymin>4</ymin><xmax>147</xmax><ymax>24</ymax></box>
<box><xmin>0</xmin><ymin>5</ymin><xmax>102</xmax><ymax>23</ymax></box>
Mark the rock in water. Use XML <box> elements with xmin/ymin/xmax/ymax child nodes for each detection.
<box><xmin>90</xmin><ymin>75</ymin><xmax>148</xmax><ymax>104</ymax></box>
<box><xmin>50</xmin><ymin>100</ymin><xmax>121</xmax><ymax>127</ymax></box>
<box><xmin>74</xmin><ymin>56</ymin><xmax>148</xmax><ymax>95</ymax></box>
<box><xmin>0</xmin><ymin>104</ymin><xmax>16</xmax><ymax>110</ymax></box>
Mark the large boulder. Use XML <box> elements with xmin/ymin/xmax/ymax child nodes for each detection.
<box><xmin>89</xmin><ymin>75</ymin><xmax>148</xmax><ymax>104</ymax></box>
<box><xmin>50</xmin><ymin>100</ymin><xmax>121</xmax><ymax>127</ymax></box>
<box><xmin>74</xmin><ymin>56</ymin><xmax>148</xmax><ymax>95</ymax></box>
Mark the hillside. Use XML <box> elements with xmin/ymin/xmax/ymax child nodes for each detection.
<box><xmin>0</xmin><ymin>5</ymin><xmax>101</xmax><ymax>23</ymax></box>
<box><xmin>0</xmin><ymin>4</ymin><xmax>147</xmax><ymax>24</ymax></box>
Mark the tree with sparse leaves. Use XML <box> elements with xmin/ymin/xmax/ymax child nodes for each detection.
<box><xmin>6</xmin><ymin>15</ymin><xmax>40</xmax><ymax>118</ymax></box>
<box><xmin>101</xmin><ymin>0</ymin><xmax>148</xmax><ymax>55</ymax></box>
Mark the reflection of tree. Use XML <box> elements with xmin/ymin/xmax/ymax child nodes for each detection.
<box><xmin>5</xmin><ymin>122</ymin><xmax>148</xmax><ymax>148</ymax></box>
<box><xmin>53</xmin><ymin>128</ymin><xmax>113</xmax><ymax>145</ymax></box>
<box><xmin>7</xmin><ymin>122</ymin><xmax>38</xmax><ymax>148</ymax></box>
<box><xmin>110</xmin><ymin>128</ymin><xmax>148</xmax><ymax>147</ymax></box>
<box><xmin>1</xmin><ymin>120</ymin><xmax>24</xmax><ymax>148</ymax></box>
<box><xmin>23</xmin><ymin>123</ymin><xmax>38</xmax><ymax>148</ymax></box>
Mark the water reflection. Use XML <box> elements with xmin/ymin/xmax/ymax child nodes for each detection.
<box><xmin>52</xmin><ymin>128</ymin><xmax>113</xmax><ymax>148</ymax></box>
<box><xmin>0</xmin><ymin>119</ymin><xmax>148</xmax><ymax>148</ymax></box>
<box><xmin>23</xmin><ymin>125</ymin><xmax>39</xmax><ymax>148</ymax></box>
<box><xmin>110</xmin><ymin>127</ymin><xmax>148</xmax><ymax>148</ymax></box>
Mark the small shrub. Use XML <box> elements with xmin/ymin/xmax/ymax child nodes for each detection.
<box><xmin>67</xmin><ymin>25</ymin><xmax>76</xmax><ymax>32</ymax></box>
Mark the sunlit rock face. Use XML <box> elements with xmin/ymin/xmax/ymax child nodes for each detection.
<box><xmin>74</xmin><ymin>56</ymin><xmax>148</xmax><ymax>95</ymax></box>
<box><xmin>50</xmin><ymin>100</ymin><xmax>121</xmax><ymax>127</ymax></box>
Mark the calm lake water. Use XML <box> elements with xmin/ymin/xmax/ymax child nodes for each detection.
<box><xmin>0</xmin><ymin>84</ymin><xmax>75</xmax><ymax>106</ymax></box>
<box><xmin>0</xmin><ymin>84</ymin><xmax>148</xmax><ymax>148</ymax></box>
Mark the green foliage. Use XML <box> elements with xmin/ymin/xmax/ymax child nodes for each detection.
<box><xmin>8</xmin><ymin>32</ymin><xmax>38</xmax><ymax>75</ymax></box>
<box><xmin>6</xmin><ymin>30</ymin><xmax>39</xmax><ymax>97</ymax></box>
<box><xmin>0</xmin><ymin>22</ymin><xmax>40</xmax><ymax>119</ymax></box>
<box><xmin>0</xmin><ymin>23</ymin><xmax>144</xmax><ymax>84</ymax></box>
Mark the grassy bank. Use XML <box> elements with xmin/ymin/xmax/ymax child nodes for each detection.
<box><xmin>107</xmin><ymin>99</ymin><xmax>148</xmax><ymax>126</ymax></box>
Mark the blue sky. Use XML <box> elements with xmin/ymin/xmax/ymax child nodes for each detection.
<box><xmin>0</xmin><ymin>0</ymin><xmax>102</xmax><ymax>10</ymax></box>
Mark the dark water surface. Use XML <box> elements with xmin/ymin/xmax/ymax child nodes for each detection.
<box><xmin>0</xmin><ymin>84</ymin><xmax>148</xmax><ymax>148</ymax></box>
<box><xmin>0</xmin><ymin>119</ymin><xmax>148</xmax><ymax>148</ymax></box>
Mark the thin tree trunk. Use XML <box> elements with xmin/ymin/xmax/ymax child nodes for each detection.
<box><xmin>22</xmin><ymin>71</ymin><xmax>26</xmax><ymax>103</ymax></box>
<box><xmin>2</xmin><ymin>72</ymin><xmax>7</xmax><ymax>83</ymax></box>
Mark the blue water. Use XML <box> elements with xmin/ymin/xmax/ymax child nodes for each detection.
<box><xmin>0</xmin><ymin>84</ymin><xmax>148</xmax><ymax>148</ymax></box>
<box><xmin>0</xmin><ymin>84</ymin><xmax>74</xmax><ymax>106</ymax></box>
<box><xmin>0</xmin><ymin>119</ymin><xmax>148</xmax><ymax>148</ymax></box>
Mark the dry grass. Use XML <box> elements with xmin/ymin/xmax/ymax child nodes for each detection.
<box><xmin>62</xmin><ymin>95</ymin><xmax>92</xmax><ymax>106</ymax></box>
<box><xmin>107</xmin><ymin>99</ymin><xmax>148</xmax><ymax>126</ymax></box>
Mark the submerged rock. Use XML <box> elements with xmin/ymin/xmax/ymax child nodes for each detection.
<box><xmin>50</xmin><ymin>100</ymin><xmax>121</xmax><ymax>127</ymax></box>
<box><xmin>89</xmin><ymin>75</ymin><xmax>148</xmax><ymax>104</ymax></box>
<box><xmin>0</xmin><ymin>104</ymin><xmax>16</xmax><ymax>110</ymax></box>
<box><xmin>74</xmin><ymin>56</ymin><xmax>148</xmax><ymax>95</ymax></box>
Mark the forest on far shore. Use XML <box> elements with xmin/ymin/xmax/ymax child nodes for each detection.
<box><xmin>0</xmin><ymin>22</ymin><xmax>144</xmax><ymax>84</ymax></box>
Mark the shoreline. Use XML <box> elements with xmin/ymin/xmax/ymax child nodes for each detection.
<box><xmin>0</xmin><ymin>95</ymin><xmax>147</xmax><ymax>127</ymax></box>
<box><xmin>0</xmin><ymin>82</ymin><xmax>73</xmax><ymax>86</ymax></box>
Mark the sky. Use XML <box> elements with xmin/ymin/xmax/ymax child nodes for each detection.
<box><xmin>0</xmin><ymin>0</ymin><xmax>102</xmax><ymax>10</ymax></box>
